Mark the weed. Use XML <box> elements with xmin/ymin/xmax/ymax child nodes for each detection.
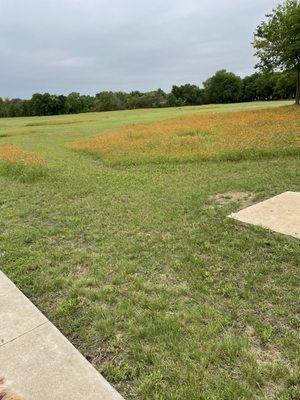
<box><xmin>0</xmin><ymin>101</ymin><xmax>298</xmax><ymax>400</ymax></box>
<box><xmin>0</xmin><ymin>144</ymin><xmax>45</xmax><ymax>182</ymax></box>
<box><xmin>69</xmin><ymin>106</ymin><xmax>299</xmax><ymax>165</ymax></box>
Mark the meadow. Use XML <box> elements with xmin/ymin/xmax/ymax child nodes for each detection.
<box><xmin>69</xmin><ymin>106</ymin><xmax>298</xmax><ymax>165</ymax></box>
<box><xmin>0</xmin><ymin>100</ymin><xmax>299</xmax><ymax>400</ymax></box>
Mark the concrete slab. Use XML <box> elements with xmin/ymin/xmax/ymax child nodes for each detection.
<box><xmin>0</xmin><ymin>271</ymin><xmax>47</xmax><ymax>346</ymax></box>
<box><xmin>0</xmin><ymin>271</ymin><xmax>124</xmax><ymax>400</ymax></box>
<box><xmin>230</xmin><ymin>191</ymin><xmax>300</xmax><ymax>239</ymax></box>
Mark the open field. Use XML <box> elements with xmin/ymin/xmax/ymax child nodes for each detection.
<box><xmin>69</xmin><ymin>106</ymin><xmax>299</xmax><ymax>165</ymax></box>
<box><xmin>0</xmin><ymin>100</ymin><xmax>299</xmax><ymax>400</ymax></box>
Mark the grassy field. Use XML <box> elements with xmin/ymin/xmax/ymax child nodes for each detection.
<box><xmin>69</xmin><ymin>106</ymin><xmax>298</xmax><ymax>165</ymax></box>
<box><xmin>0</xmin><ymin>100</ymin><xmax>299</xmax><ymax>400</ymax></box>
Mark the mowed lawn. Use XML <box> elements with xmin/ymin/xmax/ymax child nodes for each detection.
<box><xmin>0</xmin><ymin>100</ymin><xmax>299</xmax><ymax>400</ymax></box>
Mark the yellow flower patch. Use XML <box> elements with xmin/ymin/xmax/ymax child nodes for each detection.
<box><xmin>69</xmin><ymin>106</ymin><xmax>299</xmax><ymax>164</ymax></box>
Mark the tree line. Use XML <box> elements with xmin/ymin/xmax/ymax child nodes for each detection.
<box><xmin>0</xmin><ymin>69</ymin><xmax>296</xmax><ymax>118</ymax></box>
<box><xmin>1</xmin><ymin>0</ymin><xmax>299</xmax><ymax>117</ymax></box>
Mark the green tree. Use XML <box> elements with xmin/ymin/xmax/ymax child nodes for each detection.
<box><xmin>274</xmin><ymin>71</ymin><xmax>296</xmax><ymax>98</ymax></box>
<box><xmin>171</xmin><ymin>84</ymin><xmax>203</xmax><ymax>105</ymax></box>
<box><xmin>253</xmin><ymin>0</ymin><xmax>300</xmax><ymax>104</ymax></box>
<box><xmin>29</xmin><ymin>93</ymin><xmax>52</xmax><ymax>116</ymax></box>
<box><xmin>94</xmin><ymin>91</ymin><xmax>120</xmax><ymax>111</ymax></box>
<box><xmin>255</xmin><ymin>73</ymin><xmax>277</xmax><ymax>100</ymax></box>
<box><xmin>242</xmin><ymin>73</ymin><xmax>260</xmax><ymax>101</ymax></box>
<box><xmin>203</xmin><ymin>70</ymin><xmax>243</xmax><ymax>103</ymax></box>
<box><xmin>65</xmin><ymin>92</ymin><xmax>84</xmax><ymax>114</ymax></box>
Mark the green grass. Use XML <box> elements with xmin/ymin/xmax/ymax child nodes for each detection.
<box><xmin>0</xmin><ymin>161</ymin><xmax>47</xmax><ymax>182</ymax></box>
<box><xmin>0</xmin><ymin>100</ymin><xmax>299</xmax><ymax>400</ymax></box>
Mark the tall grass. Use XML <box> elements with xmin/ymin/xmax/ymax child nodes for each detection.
<box><xmin>0</xmin><ymin>144</ymin><xmax>45</xmax><ymax>182</ymax></box>
<box><xmin>69</xmin><ymin>106</ymin><xmax>299</xmax><ymax>165</ymax></box>
<box><xmin>0</xmin><ymin>128</ymin><xmax>36</xmax><ymax>137</ymax></box>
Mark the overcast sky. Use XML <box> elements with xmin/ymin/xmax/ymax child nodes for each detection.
<box><xmin>0</xmin><ymin>0</ymin><xmax>281</xmax><ymax>98</ymax></box>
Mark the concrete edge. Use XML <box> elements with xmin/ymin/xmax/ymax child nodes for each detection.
<box><xmin>0</xmin><ymin>270</ymin><xmax>125</xmax><ymax>400</ymax></box>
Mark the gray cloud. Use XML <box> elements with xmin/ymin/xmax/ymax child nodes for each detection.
<box><xmin>0</xmin><ymin>0</ymin><xmax>281</xmax><ymax>98</ymax></box>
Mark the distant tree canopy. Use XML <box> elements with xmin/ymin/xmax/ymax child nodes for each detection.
<box><xmin>1</xmin><ymin>0</ymin><xmax>297</xmax><ymax>117</ymax></box>
<box><xmin>171</xmin><ymin>84</ymin><xmax>204</xmax><ymax>106</ymax></box>
<box><xmin>0</xmin><ymin>69</ymin><xmax>296</xmax><ymax>118</ymax></box>
<box><xmin>203</xmin><ymin>70</ymin><xmax>243</xmax><ymax>103</ymax></box>
<box><xmin>253</xmin><ymin>0</ymin><xmax>300</xmax><ymax>104</ymax></box>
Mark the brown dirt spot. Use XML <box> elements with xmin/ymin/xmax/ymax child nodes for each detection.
<box><xmin>245</xmin><ymin>326</ymin><xmax>286</xmax><ymax>366</ymax></box>
<box><xmin>207</xmin><ymin>192</ymin><xmax>254</xmax><ymax>208</ymax></box>
<box><xmin>86</xmin><ymin>346</ymin><xmax>113</xmax><ymax>366</ymax></box>
<box><xmin>245</xmin><ymin>325</ymin><xmax>255</xmax><ymax>337</ymax></box>
<box><xmin>255</xmin><ymin>344</ymin><xmax>284</xmax><ymax>366</ymax></box>
<box><xmin>244</xmin><ymin>326</ymin><xmax>292</xmax><ymax>398</ymax></box>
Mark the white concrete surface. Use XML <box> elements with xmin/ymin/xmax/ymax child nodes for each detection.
<box><xmin>0</xmin><ymin>272</ymin><xmax>47</xmax><ymax>346</ymax></box>
<box><xmin>230</xmin><ymin>191</ymin><xmax>300</xmax><ymax>239</ymax></box>
<box><xmin>0</xmin><ymin>271</ymin><xmax>124</xmax><ymax>400</ymax></box>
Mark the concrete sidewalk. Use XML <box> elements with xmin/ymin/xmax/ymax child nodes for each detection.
<box><xmin>230</xmin><ymin>191</ymin><xmax>300</xmax><ymax>239</ymax></box>
<box><xmin>0</xmin><ymin>270</ymin><xmax>124</xmax><ymax>400</ymax></box>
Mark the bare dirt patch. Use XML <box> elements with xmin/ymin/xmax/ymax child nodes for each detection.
<box><xmin>244</xmin><ymin>326</ymin><xmax>292</xmax><ymax>398</ymax></box>
<box><xmin>207</xmin><ymin>192</ymin><xmax>254</xmax><ymax>208</ymax></box>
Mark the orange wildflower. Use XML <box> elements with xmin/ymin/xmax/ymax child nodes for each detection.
<box><xmin>69</xmin><ymin>106</ymin><xmax>300</xmax><ymax>164</ymax></box>
<box><xmin>0</xmin><ymin>144</ymin><xmax>44</xmax><ymax>165</ymax></box>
